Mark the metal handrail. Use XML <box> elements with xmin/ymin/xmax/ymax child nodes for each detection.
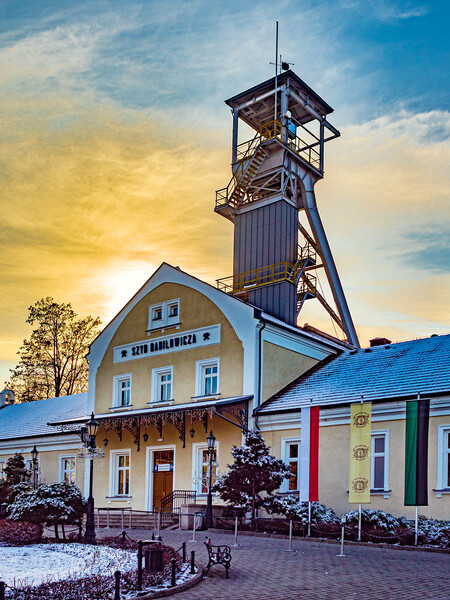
<box><xmin>217</xmin><ymin>261</ymin><xmax>298</xmax><ymax>294</ymax></box>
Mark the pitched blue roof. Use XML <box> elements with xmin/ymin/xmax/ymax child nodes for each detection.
<box><xmin>258</xmin><ymin>334</ymin><xmax>450</xmax><ymax>413</ymax></box>
<box><xmin>0</xmin><ymin>393</ymin><xmax>88</xmax><ymax>440</ymax></box>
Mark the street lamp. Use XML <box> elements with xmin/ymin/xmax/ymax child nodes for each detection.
<box><xmin>31</xmin><ymin>445</ymin><xmax>39</xmax><ymax>489</ymax></box>
<box><xmin>204</xmin><ymin>431</ymin><xmax>216</xmax><ymax>529</ymax></box>
<box><xmin>85</xmin><ymin>412</ymin><xmax>99</xmax><ymax>544</ymax></box>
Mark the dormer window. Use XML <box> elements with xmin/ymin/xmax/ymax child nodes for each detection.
<box><xmin>148</xmin><ymin>299</ymin><xmax>180</xmax><ymax>331</ymax></box>
<box><xmin>168</xmin><ymin>303</ymin><xmax>178</xmax><ymax>318</ymax></box>
<box><xmin>152</xmin><ymin>307</ymin><xmax>163</xmax><ymax>321</ymax></box>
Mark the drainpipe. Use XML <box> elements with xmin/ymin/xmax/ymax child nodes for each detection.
<box><xmin>254</xmin><ymin>310</ymin><xmax>266</xmax><ymax>429</ymax></box>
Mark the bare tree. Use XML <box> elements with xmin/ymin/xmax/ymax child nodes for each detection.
<box><xmin>6</xmin><ymin>297</ymin><xmax>101</xmax><ymax>402</ymax></box>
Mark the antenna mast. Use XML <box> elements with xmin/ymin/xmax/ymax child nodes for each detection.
<box><xmin>274</xmin><ymin>21</ymin><xmax>278</xmax><ymax>122</ymax></box>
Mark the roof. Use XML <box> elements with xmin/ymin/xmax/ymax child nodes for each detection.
<box><xmin>257</xmin><ymin>334</ymin><xmax>450</xmax><ymax>414</ymax></box>
<box><xmin>0</xmin><ymin>393</ymin><xmax>88</xmax><ymax>441</ymax></box>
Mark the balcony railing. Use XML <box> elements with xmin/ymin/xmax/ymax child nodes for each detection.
<box><xmin>217</xmin><ymin>261</ymin><xmax>297</xmax><ymax>295</ymax></box>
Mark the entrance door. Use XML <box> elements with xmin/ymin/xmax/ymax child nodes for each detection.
<box><xmin>152</xmin><ymin>450</ymin><xmax>174</xmax><ymax>510</ymax></box>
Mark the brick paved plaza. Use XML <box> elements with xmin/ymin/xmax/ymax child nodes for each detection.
<box><xmin>98</xmin><ymin>528</ymin><xmax>450</xmax><ymax>600</ymax></box>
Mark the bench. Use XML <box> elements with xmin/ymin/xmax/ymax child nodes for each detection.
<box><xmin>204</xmin><ymin>538</ymin><xmax>232</xmax><ymax>578</ymax></box>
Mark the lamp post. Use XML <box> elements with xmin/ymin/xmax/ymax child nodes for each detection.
<box><xmin>85</xmin><ymin>412</ymin><xmax>99</xmax><ymax>544</ymax></box>
<box><xmin>31</xmin><ymin>445</ymin><xmax>39</xmax><ymax>489</ymax></box>
<box><xmin>204</xmin><ymin>431</ymin><xmax>216</xmax><ymax>529</ymax></box>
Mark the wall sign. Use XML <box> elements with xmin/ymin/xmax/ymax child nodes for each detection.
<box><xmin>113</xmin><ymin>324</ymin><xmax>221</xmax><ymax>364</ymax></box>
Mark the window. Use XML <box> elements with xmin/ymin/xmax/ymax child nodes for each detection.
<box><xmin>195</xmin><ymin>358</ymin><xmax>219</xmax><ymax>397</ymax></box>
<box><xmin>437</xmin><ymin>425</ymin><xmax>450</xmax><ymax>491</ymax></box>
<box><xmin>110</xmin><ymin>451</ymin><xmax>131</xmax><ymax>497</ymax></box>
<box><xmin>0</xmin><ymin>461</ymin><xmax>5</xmax><ymax>481</ymax></box>
<box><xmin>59</xmin><ymin>456</ymin><xmax>76</xmax><ymax>484</ymax></box>
<box><xmin>371</xmin><ymin>431</ymin><xmax>388</xmax><ymax>491</ymax></box>
<box><xmin>25</xmin><ymin>458</ymin><xmax>40</xmax><ymax>486</ymax></box>
<box><xmin>151</xmin><ymin>366</ymin><xmax>173</xmax><ymax>403</ymax></box>
<box><xmin>281</xmin><ymin>438</ymin><xmax>300</xmax><ymax>492</ymax></box>
<box><xmin>192</xmin><ymin>443</ymin><xmax>219</xmax><ymax>495</ymax></box>
<box><xmin>148</xmin><ymin>299</ymin><xmax>180</xmax><ymax>331</ymax></box>
<box><xmin>113</xmin><ymin>374</ymin><xmax>132</xmax><ymax>407</ymax></box>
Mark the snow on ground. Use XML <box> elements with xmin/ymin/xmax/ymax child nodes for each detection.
<box><xmin>0</xmin><ymin>543</ymin><xmax>137</xmax><ymax>587</ymax></box>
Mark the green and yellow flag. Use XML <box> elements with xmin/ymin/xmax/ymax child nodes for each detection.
<box><xmin>349</xmin><ymin>402</ymin><xmax>372</xmax><ymax>503</ymax></box>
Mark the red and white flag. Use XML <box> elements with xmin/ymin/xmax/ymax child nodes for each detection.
<box><xmin>299</xmin><ymin>406</ymin><xmax>320</xmax><ymax>502</ymax></box>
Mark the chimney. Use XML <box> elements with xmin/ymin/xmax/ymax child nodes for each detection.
<box><xmin>0</xmin><ymin>389</ymin><xmax>15</xmax><ymax>408</ymax></box>
<box><xmin>369</xmin><ymin>337</ymin><xmax>392</xmax><ymax>347</ymax></box>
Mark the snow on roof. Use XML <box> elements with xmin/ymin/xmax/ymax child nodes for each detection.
<box><xmin>0</xmin><ymin>393</ymin><xmax>88</xmax><ymax>441</ymax></box>
<box><xmin>258</xmin><ymin>334</ymin><xmax>450</xmax><ymax>413</ymax></box>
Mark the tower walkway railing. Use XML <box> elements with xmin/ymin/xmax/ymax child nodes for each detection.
<box><xmin>215</xmin><ymin>120</ymin><xmax>322</xmax><ymax>212</ymax></box>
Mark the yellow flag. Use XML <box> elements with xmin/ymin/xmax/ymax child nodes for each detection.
<box><xmin>349</xmin><ymin>403</ymin><xmax>372</xmax><ymax>503</ymax></box>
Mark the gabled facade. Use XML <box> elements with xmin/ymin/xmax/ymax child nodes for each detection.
<box><xmin>57</xmin><ymin>262</ymin><xmax>341</xmax><ymax>512</ymax></box>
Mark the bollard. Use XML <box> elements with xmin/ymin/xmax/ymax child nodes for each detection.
<box><xmin>121</xmin><ymin>509</ymin><xmax>124</xmax><ymax>531</ymax></box>
<box><xmin>121</xmin><ymin>530</ymin><xmax>126</xmax><ymax>543</ymax></box>
<box><xmin>171</xmin><ymin>558</ymin><xmax>176</xmax><ymax>587</ymax></box>
<box><xmin>190</xmin><ymin>550</ymin><xmax>195</xmax><ymax>575</ymax></box>
<box><xmin>0</xmin><ymin>581</ymin><xmax>5</xmax><ymax>600</ymax></box>
<box><xmin>191</xmin><ymin>512</ymin><xmax>197</xmax><ymax>542</ymax></box>
<box><xmin>285</xmin><ymin>519</ymin><xmax>296</xmax><ymax>552</ymax></box>
<box><xmin>157</xmin><ymin>511</ymin><xmax>161</xmax><ymax>538</ymax></box>
<box><xmin>137</xmin><ymin>540</ymin><xmax>143</xmax><ymax>590</ymax></box>
<box><xmin>182</xmin><ymin>541</ymin><xmax>186</xmax><ymax>563</ymax></box>
<box><xmin>114</xmin><ymin>570</ymin><xmax>121</xmax><ymax>600</ymax></box>
<box><xmin>231</xmin><ymin>516</ymin><xmax>239</xmax><ymax>547</ymax></box>
<box><xmin>337</xmin><ymin>516</ymin><xmax>347</xmax><ymax>558</ymax></box>
<box><xmin>358</xmin><ymin>504</ymin><xmax>362</xmax><ymax>541</ymax></box>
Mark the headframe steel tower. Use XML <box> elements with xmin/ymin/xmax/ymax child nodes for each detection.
<box><xmin>215</xmin><ymin>70</ymin><xmax>360</xmax><ymax>347</ymax></box>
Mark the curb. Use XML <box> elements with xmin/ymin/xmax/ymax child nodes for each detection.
<box><xmin>131</xmin><ymin>569</ymin><xmax>204</xmax><ymax>599</ymax></box>
<box><xmin>206</xmin><ymin>528</ymin><xmax>450</xmax><ymax>555</ymax></box>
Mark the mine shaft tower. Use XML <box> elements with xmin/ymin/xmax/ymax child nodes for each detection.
<box><xmin>215</xmin><ymin>69</ymin><xmax>359</xmax><ymax>347</ymax></box>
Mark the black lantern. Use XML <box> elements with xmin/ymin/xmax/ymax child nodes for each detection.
<box><xmin>143</xmin><ymin>433</ymin><xmax>149</xmax><ymax>443</ymax></box>
<box><xmin>31</xmin><ymin>445</ymin><xmax>39</xmax><ymax>489</ymax></box>
<box><xmin>103</xmin><ymin>438</ymin><xmax>109</xmax><ymax>447</ymax></box>
<box><xmin>87</xmin><ymin>413</ymin><xmax>99</xmax><ymax>439</ymax></box>
<box><xmin>207</xmin><ymin>431</ymin><xmax>216</xmax><ymax>451</ymax></box>
<box><xmin>31</xmin><ymin>445</ymin><xmax>38</xmax><ymax>462</ymax></box>
<box><xmin>189</xmin><ymin>428</ymin><xmax>195</xmax><ymax>439</ymax></box>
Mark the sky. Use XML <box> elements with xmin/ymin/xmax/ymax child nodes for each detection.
<box><xmin>1</xmin><ymin>0</ymin><xmax>449</xmax><ymax>385</ymax></box>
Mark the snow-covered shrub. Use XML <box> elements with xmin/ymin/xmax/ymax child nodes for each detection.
<box><xmin>342</xmin><ymin>508</ymin><xmax>408</xmax><ymax>536</ymax></box>
<box><xmin>416</xmin><ymin>516</ymin><xmax>450</xmax><ymax>547</ymax></box>
<box><xmin>266</xmin><ymin>496</ymin><xmax>339</xmax><ymax>525</ymax></box>
<box><xmin>8</xmin><ymin>482</ymin><xmax>86</xmax><ymax>538</ymax></box>
<box><xmin>213</xmin><ymin>430</ymin><xmax>290</xmax><ymax>524</ymax></box>
<box><xmin>0</xmin><ymin>519</ymin><xmax>42</xmax><ymax>545</ymax></box>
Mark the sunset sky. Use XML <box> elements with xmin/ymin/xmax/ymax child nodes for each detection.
<box><xmin>1</xmin><ymin>0</ymin><xmax>449</xmax><ymax>385</ymax></box>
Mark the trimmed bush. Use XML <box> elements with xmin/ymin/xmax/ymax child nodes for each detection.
<box><xmin>266</xmin><ymin>496</ymin><xmax>339</xmax><ymax>525</ymax></box>
<box><xmin>0</xmin><ymin>519</ymin><xmax>42</xmax><ymax>545</ymax></box>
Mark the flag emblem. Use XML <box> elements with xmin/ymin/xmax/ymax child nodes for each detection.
<box><xmin>353</xmin><ymin>412</ymin><xmax>370</xmax><ymax>427</ymax></box>
<box><xmin>352</xmin><ymin>477</ymin><xmax>369</xmax><ymax>493</ymax></box>
<box><xmin>353</xmin><ymin>445</ymin><xmax>369</xmax><ymax>460</ymax></box>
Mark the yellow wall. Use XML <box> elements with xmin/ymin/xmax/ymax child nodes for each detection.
<box><xmin>0</xmin><ymin>447</ymin><xmax>85</xmax><ymax>491</ymax></box>
<box><xmin>95</xmin><ymin>283</ymin><xmax>244</xmax><ymax>414</ymax></box>
<box><xmin>262</xmin><ymin>414</ymin><xmax>450</xmax><ymax>521</ymax></box>
<box><xmin>262</xmin><ymin>341</ymin><xmax>317</xmax><ymax>402</ymax></box>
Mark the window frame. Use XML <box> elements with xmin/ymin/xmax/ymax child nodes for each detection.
<box><xmin>436</xmin><ymin>424</ymin><xmax>450</xmax><ymax>493</ymax></box>
<box><xmin>150</xmin><ymin>365</ymin><xmax>174</xmax><ymax>404</ymax></box>
<box><xmin>195</xmin><ymin>358</ymin><xmax>220</xmax><ymax>398</ymax></box>
<box><xmin>148</xmin><ymin>299</ymin><xmax>180</xmax><ymax>331</ymax></box>
<box><xmin>109</xmin><ymin>449</ymin><xmax>131</xmax><ymax>498</ymax></box>
<box><xmin>281</xmin><ymin>437</ymin><xmax>301</xmax><ymax>493</ymax></box>
<box><xmin>59</xmin><ymin>455</ymin><xmax>76</xmax><ymax>485</ymax></box>
<box><xmin>192</xmin><ymin>441</ymin><xmax>219</xmax><ymax>496</ymax></box>
<box><xmin>112</xmin><ymin>373</ymin><xmax>132</xmax><ymax>408</ymax></box>
<box><xmin>370</xmin><ymin>430</ymin><xmax>389</xmax><ymax>493</ymax></box>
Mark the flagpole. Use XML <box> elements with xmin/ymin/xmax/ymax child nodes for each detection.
<box><xmin>358</xmin><ymin>503</ymin><xmax>362</xmax><ymax>541</ymax></box>
<box><xmin>308</xmin><ymin>500</ymin><xmax>311</xmax><ymax>537</ymax></box>
<box><xmin>415</xmin><ymin>505</ymin><xmax>418</xmax><ymax>546</ymax></box>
